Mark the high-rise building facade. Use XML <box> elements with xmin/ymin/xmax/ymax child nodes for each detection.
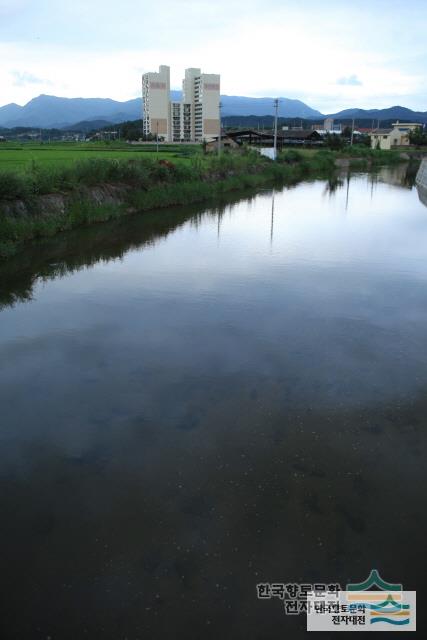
<box><xmin>142</xmin><ymin>65</ymin><xmax>220</xmax><ymax>142</ymax></box>
<box><xmin>142</xmin><ymin>65</ymin><xmax>171</xmax><ymax>140</ymax></box>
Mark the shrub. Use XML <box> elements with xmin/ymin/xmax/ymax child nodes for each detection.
<box><xmin>277</xmin><ymin>149</ymin><xmax>303</xmax><ymax>164</ymax></box>
<box><xmin>0</xmin><ymin>172</ymin><xmax>31</xmax><ymax>199</ymax></box>
<box><xmin>309</xmin><ymin>150</ymin><xmax>336</xmax><ymax>172</ymax></box>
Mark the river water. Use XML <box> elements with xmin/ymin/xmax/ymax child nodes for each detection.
<box><xmin>0</xmin><ymin>166</ymin><xmax>426</xmax><ymax>638</ymax></box>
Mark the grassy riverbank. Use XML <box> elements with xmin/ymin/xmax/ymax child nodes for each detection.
<box><xmin>0</xmin><ymin>147</ymin><xmax>405</xmax><ymax>259</ymax></box>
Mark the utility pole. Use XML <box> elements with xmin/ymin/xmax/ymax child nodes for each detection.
<box><xmin>218</xmin><ymin>101</ymin><xmax>222</xmax><ymax>157</ymax></box>
<box><xmin>156</xmin><ymin>120</ymin><xmax>159</xmax><ymax>156</ymax></box>
<box><xmin>350</xmin><ymin>118</ymin><xmax>355</xmax><ymax>146</ymax></box>
<box><xmin>273</xmin><ymin>98</ymin><xmax>279</xmax><ymax>160</ymax></box>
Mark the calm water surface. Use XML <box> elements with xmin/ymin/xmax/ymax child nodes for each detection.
<box><xmin>1</xmin><ymin>167</ymin><xmax>426</xmax><ymax>638</ymax></box>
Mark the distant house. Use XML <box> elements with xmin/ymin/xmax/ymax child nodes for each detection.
<box><xmin>0</xmin><ymin>135</ymin><xmax>6</xmax><ymax>142</ymax></box>
<box><xmin>209</xmin><ymin>128</ymin><xmax>322</xmax><ymax>149</ymax></box>
<box><xmin>370</xmin><ymin>128</ymin><xmax>393</xmax><ymax>150</ymax></box>
<box><xmin>280</xmin><ymin>129</ymin><xmax>322</xmax><ymax>145</ymax></box>
<box><xmin>205</xmin><ymin>136</ymin><xmax>240</xmax><ymax>152</ymax></box>
<box><xmin>311</xmin><ymin>119</ymin><xmax>341</xmax><ymax>136</ymax></box>
<box><xmin>370</xmin><ymin>121</ymin><xmax>420</xmax><ymax>149</ymax></box>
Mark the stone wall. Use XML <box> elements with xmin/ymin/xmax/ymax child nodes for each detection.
<box><xmin>416</xmin><ymin>158</ymin><xmax>427</xmax><ymax>189</ymax></box>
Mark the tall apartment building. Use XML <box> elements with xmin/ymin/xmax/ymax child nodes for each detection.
<box><xmin>142</xmin><ymin>65</ymin><xmax>220</xmax><ymax>143</ymax></box>
<box><xmin>170</xmin><ymin>101</ymin><xmax>192</xmax><ymax>142</ymax></box>
<box><xmin>142</xmin><ymin>65</ymin><xmax>171</xmax><ymax>140</ymax></box>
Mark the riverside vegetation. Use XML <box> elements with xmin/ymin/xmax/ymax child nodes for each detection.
<box><xmin>0</xmin><ymin>145</ymin><xmax>405</xmax><ymax>259</ymax></box>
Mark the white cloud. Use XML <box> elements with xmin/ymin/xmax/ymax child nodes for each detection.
<box><xmin>11</xmin><ymin>70</ymin><xmax>52</xmax><ymax>87</ymax></box>
<box><xmin>337</xmin><ymin>75</ymin><xmax>363</xmax><ymax>86</ymax></box>
<box><xmin>0</xmin><ymin>1</ymin><xmax>426</xmax><ymax>111</ymax></box>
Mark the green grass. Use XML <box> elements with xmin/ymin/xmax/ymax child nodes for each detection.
<box><xmin>335</xmin><ymin>144</ymin><xmax>402</xmax><ymax>164</ymax></box>
<box><xmin>0</xmin><ymin>141</ymin><xmax>198</xmax><ymax>173</ymax></box>
<box><xmin>0</xmin><ymin>141</ymin><xmax>403</xmax><ymax>174</ymax></box>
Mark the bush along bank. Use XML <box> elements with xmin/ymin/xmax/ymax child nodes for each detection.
<box><xmin>0</xmin><ymin>148</ymin><xmax>394</xmax><ymax>259</ymax></box>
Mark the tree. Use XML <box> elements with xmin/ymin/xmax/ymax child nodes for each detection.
<box><xmin>342</xmin><ymin>126</ymin><xmax>352</xmax><ymax>139</ymax></box>
<box><xmin>324</xmin><ymin>133</ymin><xmax>345</xmax><ymax>150</ymax></box>
<box><xmin>409</xmin><ymin>126</ymin><xmax>427</xmax><ymax>146</ymax></box>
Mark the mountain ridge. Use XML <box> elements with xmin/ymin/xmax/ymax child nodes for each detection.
<box><xmin>0</xmin><ymin>93</ymin><xmax>321</xmax><ymax>128</ymax></box>
<box><xmin>327</xmin><ymin>105</ymin><xmax>427</xmax><ymax>122</ymax></box>
<box><xmin>0</xmin><ymin>94</ymin><xmax>426</xmax><ymax>128</ymax></box>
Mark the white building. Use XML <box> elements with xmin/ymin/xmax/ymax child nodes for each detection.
<box><xmin>369</xmin><ymin>121</ymin><xmax>421</xmax><ymax>150</ymax></box>
<box><xmin>142</xmin><ymin>65</ymin><xmax>171</xmax><ymax>140</ymax></box>
<box><xmin>311</xmin><ymin>118</ymin><xmax>342</xmax><ymax>135</ymax></box>
<box><xmin>142</xmin><ymin>65</ymin><xmax>220</xmax><ymax>142</ymax></box>
<box><xmin>169</xmin><ymin>100</ymin><xmax>192</xmax><ymax>142</ymax></box>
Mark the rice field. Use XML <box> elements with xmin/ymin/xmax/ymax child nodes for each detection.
<box><xmin>0</xmin><ymin>141</ymin><xmax>198</xmax><ymax>173</ymax></box>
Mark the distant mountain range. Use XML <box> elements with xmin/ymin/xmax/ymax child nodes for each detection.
<box><xmin>0</xmin><ymin>95</ymin><xmax>141</xmax><ymax>129</ymax></box>
<box><xmin>219</xmin><ymin>95</ymin><xmax>322</xmax><ymax>118</ymax></box>
<box><xmin>0</xmin><ymin>94</ymin><xmax>425</xmax><ymax>129</ymax></box>
<box><xmin>328</xmin><ymin>105</ymin><xmax>427</xmax><ymax>123</ymax></box>
<box><xmin>0</xmin><ymin>93</ymin><xmax>322</xmax><ymax>128</ymax></box>
<box><xmin>66</xmin><ymin>119</ymin><xmax>117</xmax><ymax>132</ymax></box>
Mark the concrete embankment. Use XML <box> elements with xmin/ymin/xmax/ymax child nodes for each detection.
<box><xmin>416</xmin><ymin>159</ymin><xmax>427</xmax><ymax>208</ymax></box>
<box><xmin>416</xmin><ymin>157</ymin><xmax>427</xmax><ymax>189</ymax></box>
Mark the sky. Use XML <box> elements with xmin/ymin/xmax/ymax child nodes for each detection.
<box><xmin>0</xmin><ymin>0</ymin><xmax>426</xmax><ymax>113</ymax></box>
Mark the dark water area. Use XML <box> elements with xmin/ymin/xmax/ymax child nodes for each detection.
<box><xmin>1</xmin><ymin>165</ymin><xmax>426</xmax><ymax>638</ymax></box>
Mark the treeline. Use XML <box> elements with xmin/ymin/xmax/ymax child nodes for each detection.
<box><xmin>222</xmin><ymin>115</ymin><xmax>427</xmax><ymax>131</ymax></box>
<box><xmin>0</xmin><ymin>126</ymin><xmax>68</xmax><ymax>141</ymax></box>
<box><xmin>409</xmin><ymin>128</ymin><xmax>427</xmax><ymax>146</ymax></box>
<box><xmin>101</xmin><ymin>120</ymin><xmax>154</xmax><ymax>141</ymax></box>
<box><xmin>0</xmin><ymin>121</ymin><xmax>150</xmax><ymax>142</ymax></box>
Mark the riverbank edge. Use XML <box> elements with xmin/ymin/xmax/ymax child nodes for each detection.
<box><xmin>0</xmin><ymin>151</ymin><xmax>408</xmax><ymax>260</ymax></box>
